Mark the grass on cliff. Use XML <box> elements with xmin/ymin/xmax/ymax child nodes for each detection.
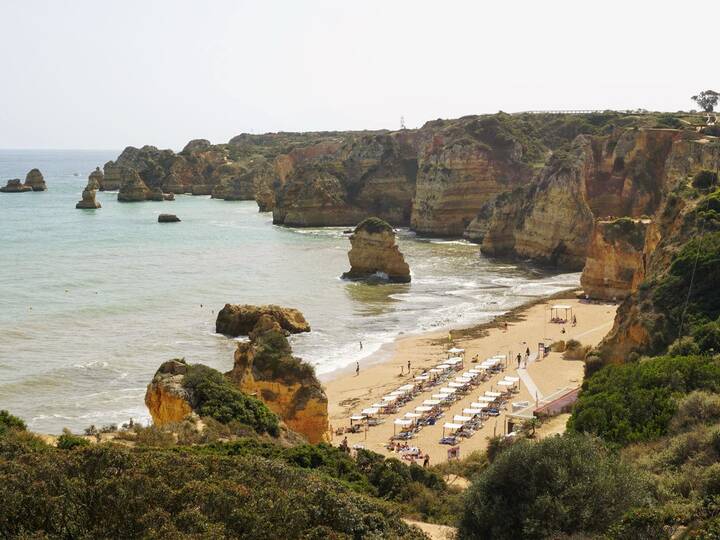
<box><xmin>355</xmin><ymin>216</ymin><xmax>393</xmax><ymax>234</ymax></box>
<box><xmin>182</xmin><ymin>364</ymin><xmax>280</xmax><ymax>436</ymax></box>
<box><xmin>252</xmin><ymin>330</ymin><xmax>319</xmax><ymax>387</ymax></box>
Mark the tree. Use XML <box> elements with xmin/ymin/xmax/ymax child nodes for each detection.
<box><xmin>692</xmin><ymin>90</ymin><xmax>720</xmax><ymax>112</ymax></box>
<box><xmin>458</xmin><ymin>434</ymin><xmax>647</xmax><ymax>540</ymax></box>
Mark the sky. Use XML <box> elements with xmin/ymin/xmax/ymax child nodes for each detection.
<box><xmin>0</xmin><ymin>0</ymin><xmax>717</xmax><ymax>150</ymax></box>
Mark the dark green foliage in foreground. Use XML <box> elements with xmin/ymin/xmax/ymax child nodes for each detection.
<box><xmin>56</xmin><ymin>428</ymin><xmax>90</xmax><ymax>450</ymax></box>
<box><xmin>355</xmin><ymin>216</ymin><xmax>394</xmax><ymax>234</ymax></box>
<box><xmin>191</xmin><ymin>439</ymin><xmax>463</xmax><ymax>525</ymax></box>
<box><xmin>182</xmin><ymin>364</ymin><xmax>280</xmax><ymax>435</ymax></box>
<box><xmin>693</xmin><ymin>169</ymin><xmax>719</xmax><ymax>190</ymax></box>
<box><xmin>0</xmin><ymin>410</ymin><xmax>25</xmax><ymax>436</ymax></box>
<box><xmin>458</xmin><ymin>434</ymin><xmax>646</xmax><ymax>540</ymax></box>
<box><xmin>0</xmin><ymin>431</ymin><xmax>425</xmax><ymax>539</ymax></box>
<box><xmin>569</xmin><ymin>355</ymin><xmax>720</xmax><ymax>446</ymax></box>
<box><xmin>603</xmin><ymin>217</ymin><xmax>647</xmax><ymax>250</ymax></box>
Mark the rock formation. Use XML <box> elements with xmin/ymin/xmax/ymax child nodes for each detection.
<box><xmin>0</xmin><ymin>179</ymin><xmax>32</xmax><ymax>193</ymax></box>
<box><xmin>158</xmin><ymin>213</ymin><xmax>180</xmax><ymax>223</ymax></box>
<box><xmin>75</xmin><ymin>173</ymin><xmax>102</xmax><ymax>209</ymax></box>
<box><xmin>145</xmin><ymin>359</ymin><xmax>194</xmax><ymax>425</ymax></box>
<box><xmin>216</xmin><ymin>304</ymin><xmax>311</xmax><ymax>337</ymax></box>
<box><xmin>88</xmin><ymin>167</ymin><xmax>104</xmax><ymax>189</ymax></box>
<box><xmin>24</xmin><ymin>169</ymin><xmax>47</xmax><ymax>191</ymax></box>
<box><xmin>225</xmin><ymin>314</ymin><xmax>329</xmax><ymax>443</ymax></box>
<box><xmin>580</xmin><ymin>218</ymin><xmax>650</xmax><ymax>300</ymax></box>
<box><xmin>117</xmin><ymin>168</ymin><xmax>152</xmax><ymax>202</ymax></box>
<box><xmin>341</xmin><ymin>217</ymin><xmax>411</xmax><ymax>283</ymax></box>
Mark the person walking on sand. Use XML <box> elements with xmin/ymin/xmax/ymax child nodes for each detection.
<box><xmin>572</xmin><ymin>315</ymin><xmax>577</xmax><ymax>327</ymax></box>
<box><xmin>516</xmin><ymin>353</ymin><xmax>522</xmax><ymax>368</ymax></box>
<box><xmin>423</xmin><ymin>454</ymin><xmax>430</xmax><ymax>468</ymax></box>
<box><xmin>360</xmin><ymin>340</ymin><xmax>363</xmax><ymax>350</ymax></box>
<box><xmin>355</xmin><ymin>361</ymin><xmax>360</xmax><ymax>376</ymax></box>
<box><xmin>407</xmin><ymin>360</ymin><xmax>411</xmax><ymax>373</ymax></box>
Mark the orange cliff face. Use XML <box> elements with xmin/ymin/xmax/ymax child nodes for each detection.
<box><xmin>341</xmin><ymin>218</ymin><xmax>411</xmax><ymax>283</ymax></box>
<box><xmin>580</xmin><ymin>219</ymin><xmax>652</xmax><ymax>301</ymax></box>
<box><xmin>144</xmin><ymin>359</ymin><xmax>194</xmax><ymax>425</ymax></box>
<box><xmin>226</xmin><ymin>318</ymin><xmax>329</xmax><ymax>444</ymax></box>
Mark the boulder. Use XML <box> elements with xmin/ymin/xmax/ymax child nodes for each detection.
<box><xmin>117</xmin><ymin>168</ymin><xmax>151</xmax><ymax>202</ymax></box>
<box><xmin>25</xmin><ymin>169</ymin><xmax>47</xmax><ymax>191</ymax></box>
<box><xmin>158</xmin><ymin>213</ymin><xmax>180</xmax><ymax>223</ymax></box>
<box><xmin>216</xmin><ymin>304</ymin><xmax>311</xmax><ymax>337</ymax></box>
<box><xmin>0</xmin><ymin>179</ymin><xmax>32</xmax><ymax>193</ymax></box>
<box><xmin>341</xmin><ymin>217</ymin><xmax>411</xmax><ymax>283</ymax></box>
<box><xmin>163</xmin><ymin>192</ymin><xmax>175</xmax><ymax>201</ymax></box>
<box><xmin>144</xmin><ymin>359</ymin><xmax>194</xmax><ymax>425</ymax></box>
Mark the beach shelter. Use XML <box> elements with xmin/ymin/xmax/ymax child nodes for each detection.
<box><xmin>442</xmin><ymin>422</ymin><xmax>464</xmax><ymax>437</ymax></box>
<box><xmin>497</xmin><ymin>380</ymin><xmax>514</xmax><ymax>388</ymax></box>
<box><xmin>550</xmin><ymin>304</ymin><xmax>573</xmax><ymax>322</ymax></box>
<box><xmin>453</xmin><ymin>415</ymin><xmax>472</xmax><ymax>423</ymax></box>
<box><xmin>448</xmin><ymin>382</ymin><xmax>466</xmax><ymax>389</ymax></box>
<box><xmin>404</xmin><ymin>412</ymin><xmax>421</xmax><ymax>419</ymax></box>
<box><xmin>361</xmin><ymin>407</ymin><xmax>380</xmax><ymax>416</ymax></box>
<box><xmin>415</xmin><ymin>406</ymin><xmax>433</xmax><ymax>413</ymax></box>
<box><xmin>382</xmin><ymin>395</ymin><xmax>399</xmax><ymax>402</ymax></box>
<box><xmin>448</xmin><ymin>347</ymin><xmax>464</xmax><ymax>355</ymax></box>
<box><xmin>470</xmin><ymin>402</ymin><xmax>486</xmax><ymax>408</ymax></box>
<box><xmin>485</xmin><ymin>391</ymin><xmax>502</xmax><ymax>398</ymax></box>
<box><xmin>504</xmin><ymin>376</ymin><xmax>520</xmax><ymax>383</ymax></box>
<box><xmin>439</xmin><ymin>387</ymin><xmax>457</xmax><ymax>394</ymax></box>
<box><xmin>429</xmin><ymin>368</ymin><xmax>445</xmax><ymax>374</ymax></box>
<box><xmin>398</xmin><ymin>384</ymin><xmax>415</xmax><ymax>391</ymax></box>
<box><xmin>432</xmin><ymin>393</ymin><xmax>452</xmax><ymax>401</ymax></box>
<box><xmin>350</xmin><ymin>414</ymin><xmax>366</xmax><ymax>427</ymax></box>
<box><xmin>463</xmin><ymin>408</ymin><xmax>482</xmax><ymax>415</ymax></box>
<box><xmin>477</xmin><ymin>396</ymin><xmax>495</xmax><ymax>403</ymax></box>
<box><xmin>423</xmin><ymin>399</ymin><xmax>441</xmax><ymax>406</ymax></box>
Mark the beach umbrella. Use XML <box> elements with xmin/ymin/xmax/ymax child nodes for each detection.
<box><xmin>350</xmin><ymin>414</ymin><xmax>366</xmax><ymax>426</ymax></box>
<box><xmin>442</xmin><ymin>422</ymin><xmax>463</xmax><ymax>437</ymax></box>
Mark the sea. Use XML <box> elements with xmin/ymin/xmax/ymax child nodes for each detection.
<box><xmin>0</xmin><ymin>149</ymin><xmax>580</xmax><ymax>434</ymax></box>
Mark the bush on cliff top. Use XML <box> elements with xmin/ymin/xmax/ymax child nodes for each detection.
<box><xmin>355</xmin><ymin>216</ymin><xmax>393</xmax><ymax>234</ymax></box>
<box><xmin>252</xmin><ymin>329</ymin><xmax>318</xmax><ymax>386</ymax></box>
<box><xmin>0</xmin><ymin>410</ymin><xmax>25</xmax><ymax>436</ymax></box>
<box><xmin>569</xmin><ymin>355</ymin><xmax>720</xmax><ymax>446</ymax></box>
<box><xmin>182</xmin><ymin>364</ymin><xmax>280</xmax><ymax>436</ymax></box>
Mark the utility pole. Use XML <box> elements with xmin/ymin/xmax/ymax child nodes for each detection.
<box><xmin>400</xmin><ymin>116</ymin><xmax>407</xmax><ymax>130</ymax></box>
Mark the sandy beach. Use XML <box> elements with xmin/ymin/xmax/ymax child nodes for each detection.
<box><xmin>324</xmin><ymin>295</ymin><xmax>617</xmax><ymax>463</ymax></box>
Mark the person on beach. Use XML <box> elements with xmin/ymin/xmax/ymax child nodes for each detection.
<box><xmin>572</xmin><ymin>315</ymin><xmax>577</xmax><ymax>326</ymax></box>
<box><xmin>503</xmin><ymin>321</ymin><xmax>508</xmax><ymax>332</ymax></box>
<box><xmin>407</xmin><ymin>360</ymin><xmax>411</xmax><ymax>373</ymax></box>
<box><xmin>423</xmin><ymin>454</ymin><xmax>430</xmax><ymax>468</ymax></box>
<box><xmin>360</xmin><ymin>341</ymin><xmax>363</xmax><ymax>350</ymax></box>
<box><xmin>355</xmin><ymin>361</ymin><xmax>360</xmax><ymax>376</ymax></box>
<box><xmin>516</xmin><ymin>353</ymin><xmax>522</xmax><ymax>368</ymax></box>
<box><xmin>561</xmin><ymin>326</ymin><xmax>566</xmax><ymax>335</ymax></box>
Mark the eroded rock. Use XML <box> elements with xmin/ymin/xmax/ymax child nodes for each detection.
<box><xmin>341</xmin><ymin>217</ymin><xmax>411</xmax><ymax>283</ymax></box>
<box><xmin>25</xmin><ymin>169</ymin><xmax>47</xmax><ymax>191</ymax></box>
<box><xmin>216</xmin><ymin>304</ymin><xmax>310</xmax><ymax>336</ymax></box>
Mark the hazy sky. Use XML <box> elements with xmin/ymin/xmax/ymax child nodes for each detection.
<box><xmin>0</xmin><ymin>0</ymin><xmax>716</xmax><ymax>150</ymax></box>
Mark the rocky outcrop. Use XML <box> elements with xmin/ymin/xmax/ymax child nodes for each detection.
<box><xmin>216</xmin><ymin>304</ymin><xmax>311</xmax><ymax>337</ymax></box>
<box><xmin>145</xmin><ymin>359</ymin><xmax>194</xmax><ymax>425</ymax></box>
<box><xmin>580</xmin><ymin>218</ymin><xmax>650</xmax><ymax>300</ymax></box>
<box><xmin>0</xmin><ymin>179</ymin><xmax>32</xmax><ymax>193</ymax></box>
<box><xmin>88</xmin><ymin>167</ymin><xmax>104</xmax><ymax>189</ymax></box>
<box><xmin>341</xmin><ymin>217</ymin><xmax>411</xmax><ymax>282</ymax></box>
<box><xmin>225</xmin><ymin>314</ymin><xmax>328</xmax><ymax>443</ymax></box>
<box><xmin>24</xmin><ymin>169</ymin><xmax>46</xmax><ymax>191</ymax></box>
<box><xmin>481</xmin><ymin>129</ymin><xmax>681</xmax><ymax>270</ymax></box>
<box><xmin>117</xmin><ymin>168</ymin><xmax>152</xmax><ymax>202</ymax></box>
<box><xmin>75</xmin><ymin>173</ymin><xmax>102</xmax><ymax>209</ymax></box>
<box><xmin>158</xmin><ymin>214</ymin><xmax>180</xmax><ymax>223</ymax></box>
<box><xmin>100</xmin><ymin>162</ymin><xmax>123</xmax><ymax>190</ymax></box>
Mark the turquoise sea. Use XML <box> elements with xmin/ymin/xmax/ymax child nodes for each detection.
<box><xmin>0</xmin><ymin>150</ymin><xmax>580</xmax><ymax>433</ymax></box>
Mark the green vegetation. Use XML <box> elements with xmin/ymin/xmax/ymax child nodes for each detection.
<box><xmin>252</xmin><ymin>329</ymin><xmax>318</xmax><ymax>384</ymax></box>
<box><xmin>569</xmin><ymin>355</ymin><xmax>720</xmax><ymax>446</ymax></box>
<box><xmin>0</xmin><ymin>410</ymin><xmax>25</xmax><ymax>436</ymax></box>
<box><xmin>355</xmin><ymin>216</ymin><xmax>393</xmax><ymax>234</ymax></box>
<box><xmin>0</xmin><ymin>430</ymin><xmax>424</xmax><ymax>539</ymax></box>
<box><xmin>56</xmin><ymin>428</ymin><xmax>91</xmax><ymax>450</ymax></box>
<box><xmin>693</xmin><ymin>169</ymin><xmax>719</xmax><ymax>190</ymax></box>
<box><xmin>458</xmin><ymin>434</ymin><xmax>646</xmax><ymax>539</ymax></box>
<box><xmin>603</xmin><ymin>217</ymin><xmax>647</xmax><ymax>251</ymax></box>
<box><xmin>182</xmin><ymin>364</ymin><xmax>280</xmax><ymax>435</ymax></box>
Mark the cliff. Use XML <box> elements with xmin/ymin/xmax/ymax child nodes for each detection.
<box><xmin>145</xmin><ymin>359</ymin><xmax>194</xmax><ymax>425</ymax></box>
<box><xmin>482</xmin><ymin>129</ymin><xmax>680</xmax><ymax>270</ymax></box>
<box><xmin>341</xmin><ymin>217</ymin><xmax>411</xmax><ymax>282</ymax></box>
<box><xmin>580</xmin><ymin>218</ymin><xmax>650</xmax><ymax>300</ymax></box>
<box><xmin>75</xmin><ymin>172</ymin><xmax>102</xmax><ymax>209</ymax></box>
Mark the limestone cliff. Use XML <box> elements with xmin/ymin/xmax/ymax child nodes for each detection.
<box><xmin>226</xmin><ymin>316</ymin><xmax>329</xmax><ymax>444</ymax></box>
<box><xmin>216</xmin><ymin>304</ymin><xmax>311</xmax><ymax>337</ymax></box>
<box><xmin>580</xmin><ymin>218</ymin><xmax>650</xmax><ymax>300</ymax></box>
<box><xmin>341</xmin><ymin>217</ymin><xmax>411</xmax><ymax>283</ymax></box>
<box><xmin>117</xmin><ymin>168</ymin><xmax>152</xmax><ymax>202</ymax></box>
<box><xmin>482</xmin><ymin>129</ymin><xmax>681</xmax><ymax>270</ymax></box>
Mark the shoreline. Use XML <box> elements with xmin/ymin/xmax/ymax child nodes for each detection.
<box><xmin>323</xmin><ymin>290</ymin><xmax>618</xmax><ymax>463</ymax></box>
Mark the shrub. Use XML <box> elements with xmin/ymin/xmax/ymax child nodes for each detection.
<box><xmin>670</xmin><ymin>391</ymin><xmax>720</xmax><ymax>433</ymax></box>
<box><xmin>692</xmin><ymin>170</ymin><xmax>718</xmax><ymax>190</ymax></box>
<box><xmin>569</xmin><ymin>355</ymin><xmax>720</xmax><ymax>446</ymax></box>
<box><xmin>458</xmin><ymin>434</ymin><xmax>646</xmax><ymax>539</ymax></box>
<box><xmin>668</xmin><ymin>336</ymin><xmax>700</xmax><ymax>356</ymax></box>
<box><xmin>182</xmin><ymin>364</ymin><xmax>279</xmax><ymax>435</ymax></box>
<box><xmin>693</xmin><ymin>321</ymin><xmax>720</xmax><ymax>353</ymax></box>
<box><xmin>0</xmin><ymin>410</ymin><xmax>26</xmax><ymax>436</ymax></box>
<box><xmin>564</xmin><ymin>340</ymin><xmax>591</xmax><ymax>360</ymax></box>
<box><xmin>355</xmin><ymin>216</ymin><xmax>393</xmax><ymax>234</ymax></box>
<box><xmin>56</xmin><ymin>429</ymin><xmax>90</xmax><ymax>450</ymax></box>
<box><xmin>584</xmin><ymin>355</ymin><xmax>605</xmax><ymax>378</ymax></box>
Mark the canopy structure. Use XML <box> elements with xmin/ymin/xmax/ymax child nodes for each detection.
<box><xmin>382</xmin><ymin>395</ymin><xmax>399</xmax><ymax>402</ymax></box>
<box><xmin>433</xmin><ymin>393</ymin><xmax>452</xmax><ymax>401</ymax></box>
<box><xmin>393</xmin><ymin>418</ymin><xmax>413</xmax><ymax>435</ymax></box>
<box><xmin>415</xmin><ymin>406</ymin><xmax>433</xmax><ymax>413</ymax></box>
<box><xmin>550</xmin><ymin>304</ymin><xmax>573</xmax><ymax>322</ymax></box>
<box><xmin>404</xmin><ymin>412</ymin><xmax>421</xmax><ymax>419</ymax></box>
<box><xmin>414</xmin><ymin>374</ymin><xmax>430</xmax><ymax>381</ymax></box>
<box><xmin>429</xmin><ymin>368</ymin><xmax>445</xmax><ymax>374</ymax></box>
<box><xmin>439</xmin><ymin>387</ymin><xmax>457</xmax><ymax>394</ymax></box>
<box><xmin>463</xmin><ymin>408</ymin><xmax>482</xmax><ymax>415</ymax></box>
<box><xmin>453</xmin><ymin>415</ymin><xmax>472</xmax><ymax>423</ymax></box>
<box><xmin>448</xmin><ymin>347</ymin><xmax>465</xmax><ymax>354</ymax></box>
<box><xmin>504</xmin><ymin>376</ymin><xmax>520</xmax><ymax>383</ymax></box>
<box><xmin>448</xmin><ymin>382</ymin><xmax>466</xmax><ymax>389</ymax></box>
<box><xmin>446</xmin><ymin>357</ymin><xmax>463</xmax><ymax>365</ymax></box>
<box><xmin>477</xmin><ymin>396</ymin><xmax>495</xmax><ymax>403</ymax></box>
<box><xmin>423</xmin><ymin>399</ymin><xmax>441</xmax><ymax>406</ymax></box>
<box><xmin>361</xmin><ymin>407</ymin><xmax>379</xmax><ymax>415</ymax></box>
<box><xmin>497</xmin><ymin>380</ymin><xmax>514</xmax><ymax>387</ymax></box>
<box><xmin>485</xmin><ymin>391</ymin><xmax>502</xmax><ymax>397</ymax></box>
<box><xmin>350</xmin><ymin>415</ymin><xmax>366</xmax><ymax>425</ymax></box>
<box><xmin>435</xmin><ymin>364</ymin><xmax>450</xmax><ymax>370</ymax></box>
<box><xmin>371</xmin><ymin>403</ymin><xmax>386</xmax><ymax>409</ymax></box>
<box><xmin>389</xmin><ymin>390</ymin><xmax>406</xmax><ymax>396</ymax></box>
<box><xmin>398</xmin><ymin>384</ymin><xmax>415</xmax><ymax>391</ymax></box>
<box><xmin>442</xmin><ymin>423</ymin><xmax>463</xmax><ymax>436</ymax></box>
<box><xmin>470</xmin><ymin>402</ymin><xmax>485</xmax><ymax>408</ymax></box>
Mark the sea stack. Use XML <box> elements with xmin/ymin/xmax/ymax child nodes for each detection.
<box><xmin>341</xmin><ymin>217</ymin><xmax>411</xmax><ymax>283</ymax></box>
<box><xmin>0</xmin><ymin>179</ymin><xmax>32</xmax><ymax>193</ymax></box>
<box><xmin>24</xmin><ymin>169</ymin><xmax>47</xmax><ymax>191</ymax></box>
<box><xmin>88</xmin><ymin>167</ymin><xmax>104</xmax><ymax>189</ymax></box>
<box><xmin>75</xmin><ymin>172</ymin><xmax>102</xmax><ymax>209</ymax></box>
<box><xmin>117</xmin><ymin>168</ymin><xmax>151</xmax><ymax>202</ymax></box>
